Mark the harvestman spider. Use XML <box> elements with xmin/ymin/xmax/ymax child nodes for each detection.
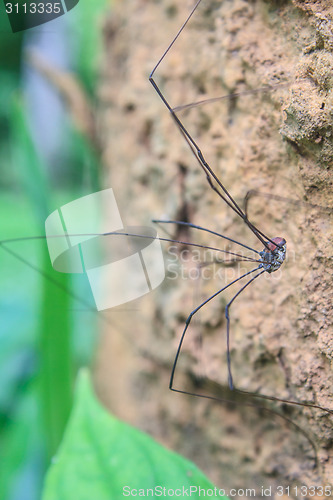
<box><xmin>148</xmin><ymin>0</ymin><xmax>333</xmax><ymax>424</ymax></box>
<box><xmin>1</xmin><ymin>1</ymin><xmax>332</xmax><ymax>462</ymax></box>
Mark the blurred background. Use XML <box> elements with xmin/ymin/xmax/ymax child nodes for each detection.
<box><xmin>0</xmin><ymin>2</ymin><xmax>108</xmax><ymax>498</ymax></box>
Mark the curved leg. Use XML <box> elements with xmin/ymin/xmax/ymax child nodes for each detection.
<box><xmin>225</xmin><ymin>270</ymin><xmax>265</xmax><ymax>389</ymax></box>
<box><xmin>169</xmin><ymin>266</ymin><xmax>263</xmax><ymax>391</ymax></box>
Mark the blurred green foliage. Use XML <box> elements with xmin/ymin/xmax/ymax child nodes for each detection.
<box><xmin>0</xmin><ymin>1</ymin><xmax>109</xmax><ymax>499</ymax></box>
<box><xmin>42</xmin><ymin>371</ymin><xmax>227</xmax><ymax>500</ymax></box>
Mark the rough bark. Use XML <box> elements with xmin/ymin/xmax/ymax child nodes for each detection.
<box><xmin>95</xmin><ymin>0</ymin><xmax>332</xmax><ymax>496</ymax></box>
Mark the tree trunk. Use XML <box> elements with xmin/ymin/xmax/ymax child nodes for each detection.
<box><xmin>95</xmin><ymin>0</ymin><xmax>333</xmax><ymax>495</ymax></box>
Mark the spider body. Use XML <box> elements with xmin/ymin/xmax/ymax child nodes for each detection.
<box><xmin>260</xmin><ymin>237</ymin><xmax>286</xmax><ymax>273</ymax></box>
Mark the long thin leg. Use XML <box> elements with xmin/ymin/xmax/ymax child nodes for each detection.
<box><xmin>149</xmin><ymin>75</ymin><xmax>253</xmax><ymax>229</ymax></box>
<box><xmin>225</xmin><ymin>270</ymin><xmax>265</xmax><ymax>390</ymax></box>
<box><xmin>148</xmin><ymin>1</ymin><xmax>257</xmax><ymax>227</ymax></box>
<box><xmin>0</xmin><ymin>241</ymin><xmax>94</xmax><ymax>311</ymax></box>
<box><xmin>149</xmin><ymin>3</ymin><xmax>280</xmax><ymax>252</ymax></box>
<box><xmin>3</xmin><ymin>231</ymin><xmax>256</xmax><ymax>261</ymax></box>
<box><xmin>152</xmin><ymin>219</ymin><xmax>261</xmax><ymax>255</ymax></box>
<box><xmin>237</xmin><ymin>387</ymin><xmax>333</xmax><ymax>416</ymax></box>
<box><xmin>149</xmin><ymin>0</ymin><xmax>288</xmax><ymax>249</ymax></box>
<box><xmin>171</xmin><ymin>124</ymin><xmax>280</xmax><ymax>250</ymax></box>
<box><xmin>150</xmin><ymin>0</ymin><xmax>203</xmax><ymax>79</ymax></box>
<box><xmin>169</xmin><ymin>266</ymin><xmax>263</xmax><ymax>391</ymax></box>
<box><xmin>244</xmin><ymin>189</ymin><xmax>333</xmax><ymax>219</ymax></box>
<box><xmin>172</xmin><ymin>82</ymin><xmax>291</xmax><ymax>114</ymax></box>
<box><xmin>108</xmin><ymin>230</ymin><xmax>261</xmax><ymax>263</ymax></box>
<box><xmin>0</xmin><ymin>232</ymin><xmax>261</xmax><ymax>313</ymax></box>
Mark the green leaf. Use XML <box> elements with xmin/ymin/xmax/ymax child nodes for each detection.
<box><xmin>42</xmin><ymin>370</ymin><xmax>229</xmax><ymax>500</ymax></box>
<box><xmin>39</xmin><ymin>244</ymin><xmax>73</xmax><ymax>459</ymax></box>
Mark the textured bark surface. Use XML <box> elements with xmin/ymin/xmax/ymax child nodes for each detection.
<box><xmin>95</xmin><ymin>0</ymin><xmax>332</xmax><ymax>496</ymax></box>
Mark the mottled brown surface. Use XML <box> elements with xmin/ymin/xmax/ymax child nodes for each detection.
<box><xmin>95</xmin><ymin>0</ymin><xmax>332</xmax><ymax>497</ymax></box>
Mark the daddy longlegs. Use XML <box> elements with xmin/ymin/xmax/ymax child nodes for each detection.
<box><xmin>148</xmin><ymin>0</ymin><xmax>332</xmax><ymax>411</ymax></box>
<box><xmin>144</xmin><ymin>0</ymin><xmax>333</xmax><ymax>473</ymax></box>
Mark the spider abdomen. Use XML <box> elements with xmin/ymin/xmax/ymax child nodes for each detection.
<box><xmin>260</xmin><ymin>237</ymin><xmax>287</xmax><ymax>273</ymax></box>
